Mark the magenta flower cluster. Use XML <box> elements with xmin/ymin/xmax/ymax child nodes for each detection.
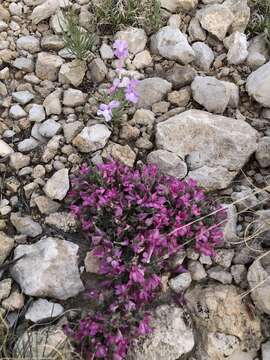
<box><xmin>67</xmin><ymin>161</ymin><xmax>225</xmax><ymax>359</ymax></box>
<box><xmin>97</xmin><ymin>40</ymin><xmax>139</xmax><ymax>123</ymax></box>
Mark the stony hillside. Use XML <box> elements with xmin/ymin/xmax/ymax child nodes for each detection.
<box><xmin>0</xmin><ymin>0</ymin><xmax>270</xmax><ymax>359</ymax></box>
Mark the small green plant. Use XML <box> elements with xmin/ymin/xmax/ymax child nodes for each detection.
<box><xmin>61</xmin><ymin>8</ymin><xmax>96</xmax><ymax>60</ymax></box>
<box><xmin>90</xmin><ymin>0</ymin><xmax>164</xmax><ymax>34</ymax></box>
<box><xmin>248</xmin><ymin>0</ymin><xmax>270</xmax><ymax>45</ymax></box>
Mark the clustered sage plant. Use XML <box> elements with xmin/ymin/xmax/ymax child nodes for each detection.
<box><xmin>97</xmin><ymin>40</ymin><xmax>139</xmax><ymax>124</ymax></box>
<box><xmin>67</xmin><ymin>161</ymin><xmax>226</xmax><ymax>359</ymax></box>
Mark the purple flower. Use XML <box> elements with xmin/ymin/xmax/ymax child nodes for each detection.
<box><xmin>137</xmin><ymin>315</ymin><xmax>152</xmax><ymax>336</ymax></box>
<box><xmin>95</xmin><ymin>344</ymin><xmax>108</xmax><ymax>358</ymax></box>
<box><xmin>67</xmin><ymin>160</ymin><xmax>225</xmax><ymax>359</ymax></box>
<box><xmin>113</xmin><ymin>40</ymin><xmax>129</xmax><ymax>60</ymax></box>
<box><xmin>125</xmin><ymin>79</ymin><xmax>139</xmax><ymax>104</ymax></box>
<box><xmin>97</xmin><ymin>100</ymin><xmax>120</xmax><ymax>122</ymax></box>
<box><xmin>129</xmin><ymin>265</ymin><xmax>145</xmax><ymax>284</ymax></box>
<box><xmin>109</xmin><ymin>78</ymin><xmax>121</xmax><ymax>95</ymax></box>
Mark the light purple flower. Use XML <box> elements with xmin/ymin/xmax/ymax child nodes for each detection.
<box><xmin>109</xmin><ymin>78</ymin><xmax>121</xmax><ymax>95</ymax></box>
<box><xmin>125</xmin><ymin>79</ymin><xmax>139</xmax><ymax>104</ymax></box>
<box><xmin>113</xmin><ymin>40</ymin><xmax>129</xmax><ymax>60</ymax></box>
<box><xmin>97</xmin><ymin>100</ymin><xmax>120</xmax><ymax>122</ymax></box>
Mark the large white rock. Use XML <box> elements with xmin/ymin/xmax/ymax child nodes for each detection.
<box><xmin>10</xmin><ymin>213</ymin><xmax>42</xmax><ymax>238</ymax></box>
<box><xmin>246</xmin><ymin>61</ymin><xmax>270</xmax><ymax>107</ymax></box>
<box><xmin>192</xmin><ymin>42</ymin><xmax>214</xmax><ymax>71</ymax></box>
<box><xmin>224</xmin><ymin>31</ymin><xmax>248</xmax><ymax>65</ymax></box>
<box><xmin>197</xmin><ymin>4</ymin><xmax>234</xmax><ymax>41</ymax></box>
<box><xmin>128</xmin><ymin>304</ymin><xmax>194</xmax><ymax>359</ymax></box>
<box><xmin>247</xmin><ymin>259</ymin><xmax>270</xmax><ymax>315</ymax></box>
<box><xmin>0</xmin><ymin>140</ymin><xmax>14</xmax><ymax>157</ymax></box>
<box><xmin>63</xmin><ymin>89</ymin><xmax>87</xmax><ymax>107</ymax></box>
<box><xmin>156</xmin><ymin>109</ymin><xmax>258</xmax><ymax>190</ymax></box>
<box><xmin>151</xmin><ymin>26</ymin><xmax>195</xmax><ymax>64</ymax></box>
<box><xmin>186</xmin><ymin>285</ymin><xmax>262</xmax><ymax>359</ymax></box>
<box><xmin>191</xmin><ymin>76</ymin><xmax>231</xmax><ymax>114</ymax></box>
<box><xmin>137</xmin><ymin>77</ymin><xmax>172</xmax><ymax>109</ymax></box>
<box><xmin>72</xmin><ymin>125</ymin><xmax>111</xmax><ymax>153</ymax></box>
<box><xmin>44</xmin><ymin>168</ymin><xmax>70</xmax><ymax>201</ymax></box>
<box><xmin>59</xmin><ymin>60</ymin><xmax>86</xmax><ymax>87</ymax></box>
<box><xmin>17</xmin><ymin>36</ymin><xmax>40</xmax><ymax>53</ymax></box>
<box><xmin>10</xmin><ymin>237</ymin><xmax>84</xmax><ymax>300</ymax></box>
<box><xmin>223</xmin><ymin>0</ymin><xmax>250</xmax><ymax>33</ymax></box>
<box><xmin>25</xmin><ymin>299</ymin><xmax>64</xmax><ymax>322</ymax></box>
<box><xmin>36</xmin><ymin>52</ymin><xmax>63</xmax><ymax>81</ymax></box>
<box><xmin>31</xmin><ymin>0</ymin><xmax>60</xmax><ymax>24</ymax></box>
<box><xmin>147</xmin><ymin>150</ymin><xmax>187</xmax><ymax>179</ymax></box>
<box><xmin>115</xmin><ymin>27</ymin><xmax>147</xmax><ymax>54</ymax></box>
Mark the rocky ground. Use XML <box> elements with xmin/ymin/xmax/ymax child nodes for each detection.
<box><xmin>1</xmin><ymin>0</ymin><xmax>270</xmax><ymax>359</ymax></box>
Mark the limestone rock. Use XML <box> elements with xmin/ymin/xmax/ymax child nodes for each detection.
<box><xmin>44</xmin><ymin>168</ymin><xmax>70</xmax><ymax>201</ymax></box>
<box><xmin>36</xmin><ymin>52</ymin><xmax>63</xmax><ymax>81</ymax></box>
<box><xmin>137</xmin><ymin>78</ymin><xmax>172</xmax><ymax>109</ymax></box>
<box><xmin>45</xmin><ymin>212</ymin><xmax>77</xmax><ymax>233</ymax></box>
<box><xmin>9</xmin><ymin>104</ymin><xmax>27</xmax><ymax>120</ymax></box>
<box><xmin>147</xmin><ymin>150</ymin><xmax>187</xmax><ymax>179</ymax></box>
<box><xmin>10</xmin><ymin>213</ymin><xmax>42</xmax><ymax>238</ymax></box>
<box><xmin>0</xmin><ymin>279</ymin><xmax>12</xmax><ymax>301</ymax></box>
<box><xmin>73</xmin><ymin>125</ymin><xmax>111</xmax><ymax>153</ymax></box>
<box><xmin>188</xmin><ymin>17</ymin><xmax>207</xmax><ymax>42</ymax></box>
<box><xmin>186</xmin><ymin>285</ymin><xmax>262</xmax><ymax>359</ymax></box>
<box><xmin>63</xmin><ymin>121</ymin><xmax>84</xmax><ymax>143</ymax></box>
<box><xmin>247</xmin><ymin>259</ymin><xmax>270</xmax><ymax>315</ymax></box>
<box><xmin>12</xmin><ymin>91</ymin><xmax>34</xmax><ymax>105</ymax></box>
<box><xmin>192</xmin><ymin>42</ymin><xmax>214</xmax><ymax>71</ymax></box>
<box><xmin>133</xmin><ymin>50</ymin><xmax>152</xmax><ymax>69</ymax></box>
<box><xmin>169</xmin><ymin>272</ymin><xmax>192</xmax><ymax>293</ymax></box>
<box><xmin>197</xmin><ymin>4</ymin><xmax>234</xmax><ymax>41</ymax></box>
<box><xmin>246</xmin><ymin>61</ymin><xmax>270</xmax><ymax>107</ymax></box>
<box><xmin>151</xmin><ymin>26</ymin><xmax>195</xmax><ymax>64</ymax></box>
<box><xmin>156</xmin><ymin>110</ymin><xmax>258</xmax><ymax>190</ymax></box>
<box><xmin>223</xmin><ymin>0</ymin><xmax>250</xmax><ymax>33</ymax></box>
<box><xmin>17</xmin><ymin>138</ymin><xmax>39</xmax><ymax>152</ymax></box>
<box><xmin>13</xmin><ymin>57</ymin><xmax>34</xmax><ymax>72</ymax></box>
<box><xmin>31</xmin><ymin>0</ymin><xmax>60</xmax><ymax>24</ymax></box>
<box><xmin>115</xmin><ymin>27</ymin><xmax>147</xmax><ymax>54</ymax></box>
<box><xmin>255</xmin><ymin>136</ymin><xmax>270</xmax><ymax>168</ymax></box>
<box><xmin>9</xmin><ymin>153</ymin><xmax>30</xmax><ymax>170</ymax></box>
<box><xmin>34</xmin><ymin>196</ymin><xmax>61</xmax><ymax>215</ymax></box>
<box><xmin>0</xmin><ymin>140</ymin><xmax>14</xmax><ymax>157</ymax></box>
<box><xmin>43</xmin><ymin>89</ymin><xmax>62</xmax><ymax>115</ymax></box>
<box><xmin>11</xmin><ymin>237</ymin><xmax>84</xmax><ymax>300</ymax></box>
<box><xmin>0</xmin><ymin>4</ymin><xmax>10</xmax><ymax>22</ymax></box>
<box><xmin>128</xmin><ymin>304</ymin><xmax>195</xmax><ymax>360</ymax></box>
<box><xmin>17</xmin><ymin>36</ymin><xmax>40</xmax><ymax>53</ymax></box>
<box><xmin>102</xmin><ymin>143</ymin><xmax>136</xmax><ymax>167</ymax></box>
<box><xmin>2</xmin><ymin>291</ymin><xmax>24</xmax><ymax>312</ymax></box>
<box><xmin>247</xmin><ymin>34</ymin><xmax>269</xmax><ymax>70</ymax></box>
<box><xmin>29</xmin><ymin>104</ymin><xmax>46</xmax><ymax>122</ymax></box>
<box><xmin>84</xmin><ymin>250</ymin><xmax>101</xmax><ymax>274</ymax></box>
<box><xmin>191</xmin><ymin>76</ymin><xmax>230</xmax><ymax>114</ymax></box>
<box><xmin>63</xmin><ymin>89</ymin><xmax>87</xmax><ymax>107</ymax></box>
<box><xmin>59</xmin><ymin>60</ymin><xmax>86</xmax><ymax>87</ymax></box>
<box><xmin>39</xmin><ymin>119</ymin><xmax>62</xmax><ymax>138</ymax></box>
<box><xmin>224</xmin><ymin>31</ymin><xmax>248</xmax><ymax>65</ymax></box>
<box><xmin>0</xmin><ymin>232</ymin><xmax>14</xmax><ymax>265</ymax></box>
<box><xmin>165</xmin><ymin>64</ymin><xmax>196</xmax><ymax>89</ymax></box>
<box><xmin>89</xmin><ymin>58</ymin><xmax>107</xmax><ymax>83</ymax></box>
<box><xmin>25</xmin><ymin>299</ymin><xmax>64</xmax><ymax>322</ymax></box>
